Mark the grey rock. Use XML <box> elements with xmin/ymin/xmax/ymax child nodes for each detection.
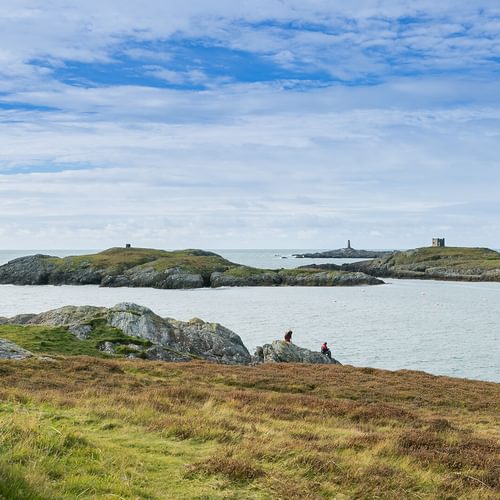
<box><xmin>100</xmin><ymin>341</ymin><xmax>116</xmax><ymax>355</ymax></box>
<box><xmin>0</xmin><ymin>339</ymin><xmax>33</xmax><ymax>360</ymax></box>
<box><xmin>107</xmin><ymin>303</ymin><xmax>251</xmax><ymax>364</ymax></box>
<box><xmin>68</xmin><ymin>324</ymin><xmax>93</xmax><ymax>339</ymax></box>
<box><xmin>107</xmin><ymin>303</ymin><xmax>174</xmax><ymax>345</ymax></box>
<box><xmin>102</xmin><ymin>268</ymin><xmax>205</xmax><ymax>289</ymax></box>
<box><xmin>143</xmin><ymin>345</ymin><xmax>192</xmax><ymax>362</ymax></box>
<box><xmin>0</xmin><ymin>254</ymin><xmax>57</xmax><ymax>285</ymax></box>
<box><xmin>167</xmin><ymin>316</ymin><xmax>251</xmax><ymax>364</ymax></box>
<box><xmin>254</xmin><ymin>340</ymin><xmax>341</xmax><ymax>365</ymax></box>
<box><xmin>210</xmin><ymin>271</ymin><xmax>282</xmax><ymax>287</ymax></box>
<box><xmin>19</xmin><ymin>305</ymin><xmax>107</xmax><ymax>327</ymax></box>
<box><xmin>279</xmin><ymin>270</ymin><xmax>383</xmax><ymax>286</ymax></box>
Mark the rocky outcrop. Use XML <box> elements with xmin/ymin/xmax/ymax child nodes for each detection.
<box><xmin>210</xmin><ymin>271</ymin><xmax>282</xmax><ymax>287</ymax></box>
<box><xmin>294</xmin><ymin>248</ymin><xmax>393</xmax><ymax>259</ymax></box>
<box><xmin>0</xmin><ymin>339</ymin><xmax>33</xmax><ymax>360</ymax></box>
<box><xmin>253</xmin><ymin>340</ymin><xmax>341</xmax><ymax>365</ymax></box>
<box><xmin>1</xmin><ymin>303</ymin><xmax>251</xmax><ymax>365</ymax></box>
<box><xmin>343</xmin><ymin>247</ymin><xmax>500</xmax><ymax>282</ymax></box>
<box><xmin>279</xmin><ymin>270</ymin><xmax>383</xmax><ymax>286</ymax></box>
<box><xmin>0</xmin><ymin>247</ymin><xmax>384</xmax><ymax>289</ymax></box>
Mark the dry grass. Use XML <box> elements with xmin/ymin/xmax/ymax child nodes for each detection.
<box><xmin>0</xmin><ymin>357</ymin><xmax>498</xmax><ymax>499</ymax></box>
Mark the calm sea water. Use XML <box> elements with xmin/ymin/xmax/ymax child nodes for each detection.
<box><xmin>0</xmin><ymin>249</ymin><xmax>499</xmax><ymax>382</ymax></box>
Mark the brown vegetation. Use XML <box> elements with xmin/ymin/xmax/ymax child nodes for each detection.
<box><xmin>0</xmin><ymin>357</ymin><xmax>498</xmax><ymax>498</ymax></box>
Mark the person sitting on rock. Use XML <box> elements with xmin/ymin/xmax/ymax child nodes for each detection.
<box><xmin>284</xmin><ymin>330</ymin><xmax>293</xmax><ymax>342</ymax></box>
<box><xmin>321</xmin><ymin>342</ymin><xmax>332</xmax><ymax>359</ymax></box>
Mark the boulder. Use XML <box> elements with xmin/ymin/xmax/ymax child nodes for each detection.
<box><xmin>254</xmin><ymin>340</ymin><xmax>341</xmax><ymax>365</ymax></box>
<box><xmin>0</xmin><ymin>339</ymin><xmax>33</xmax><ymax>360</ymax></box>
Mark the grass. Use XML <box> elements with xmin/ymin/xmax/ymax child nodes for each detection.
<box><xmin>0</xmin><ymin>320</ymin><xmax>152</xmax><ymax>358</ymax></box>
<box><xmin>47</xmin><ymin>247</ymin><xmax>238</xmax><ymax>277</ymax></box>
<box><xmin>388</xmin><ymin>247</ymin><xmax>500</xmax><ymax>271</ymax></box>
<box><xmin>0</xmin><ymin>357</ymin><xmax>498</xmax><ymax>499</ymax></box>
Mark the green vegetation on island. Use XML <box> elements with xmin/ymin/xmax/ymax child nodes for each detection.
<box><xmin>0</xmin><ymin>357</ymin><xmax>498</xmax><ymax>499</ymax></box>
<box><xmin>344</xmin><ymin>246</ymin><xmax>500</xmax><ymax>281</ymax></box>
<box><xmin>0</xmin><ymin>247</ymin><xmax>383</xmax><ymax>288</ymax></box>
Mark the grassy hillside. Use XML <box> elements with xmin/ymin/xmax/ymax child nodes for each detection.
<box><xmin>48</xmin><ymin>247</ymin><xmax>236</xmax><ymax>276</ymax></box>
<box><xmin>0</xmin><ymin>358</ymin><xmax>498</xmax><ymax>499</ymax></box>
<box><xmin>389</xmin><ymin>247</ymin><xmax>500</xmax><ymax>270</ymax></box>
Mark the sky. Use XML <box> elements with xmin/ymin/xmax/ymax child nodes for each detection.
<box><xmin>1</xmin><ymin>1</ymin><xmax>500</xmax><ymax>250</ymax></box>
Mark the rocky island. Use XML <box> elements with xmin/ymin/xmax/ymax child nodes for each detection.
<box><xmin>342</xmin><ymin>246</ymin><xmax>500</xmax><ymax>282</ymax></box>
<box><xmin>0</xmin><ymin>246</ymin><xmax>383</xmax><ymax>288</ymax></box>
<box><xmin>294</xmin><ymin>240</ymin><xmax>393</xmax><ymax>259</ymax></box>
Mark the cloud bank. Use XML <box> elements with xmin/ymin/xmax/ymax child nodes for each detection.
<box><xmin>1</xmin><ymin>1</ymin><xmax>499</xmax><ymax>248</ymax></box>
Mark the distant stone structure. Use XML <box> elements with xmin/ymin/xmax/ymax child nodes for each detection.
<box><xmin>347</xmin><ymin>240</ymin><xmax>351</xmax><ymax>249</ymax></box>
<box><xmin>125</xmin><ymin>243</ymin><xmax>131</xmax><ymax>249</ymax></box>
<box><xmin>432</xmin><ymin>238</ymin><xmax>445</xmax><ymax>247</ymax></box>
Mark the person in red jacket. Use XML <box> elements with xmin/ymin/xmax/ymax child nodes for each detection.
<box><xmin>284</xmin><ymin>330</ymin><xmax>293</xmax><ymax>342</ymax></box>
<box><xmin>321</xmin><ymin>342</ymin><xmax>332</xmax><ymax>359</ymax></box>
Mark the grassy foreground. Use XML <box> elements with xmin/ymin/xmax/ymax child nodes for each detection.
<box><xmin>0</xmin><ymin>358</ymin><xmax>498</xmax><ymax>499</ymax></box>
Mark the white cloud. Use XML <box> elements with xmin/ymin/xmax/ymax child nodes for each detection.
<box><xmin>1</xmin><ymin>1</ymin><xmax>500</xmax><ymax>247</ymax></box>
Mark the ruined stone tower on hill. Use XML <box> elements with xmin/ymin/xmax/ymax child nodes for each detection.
<box><xmin>432</xmin><ymin>238</ymin><xmax>445</xmax><ymax>247</ymax></box>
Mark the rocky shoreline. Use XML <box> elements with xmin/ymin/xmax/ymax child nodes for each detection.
<box><xmin>0</xmin><ymin>303</ymin><xmax>341</xmax><ymax>366</ymax></box>
<box><xmin>294</xmin><ymin>247</ymin><xmax>393</xmax><ymax>259</ymax></box>
<box><xmin>0</xmin><ymin>247</ymin><xmax>383</xmax><ymax>288</ymax></box>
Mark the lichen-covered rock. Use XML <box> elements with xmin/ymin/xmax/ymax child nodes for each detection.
<box><xmin>0</xmin><ymin>339</ymin><xmax>33</xmax><ymax>360</ymax></box>
<box><xmin>279</xmin><ymin>270</ymin><xmax>383</xmax><ymax>286</ymax></box>
<box><xmin>107</xmin><ymin>303</ymin><xmax>251</xmax><ymax>364</ymax></box>
<box><xmin>210</xmin><ymin>271</ymin><xmax>282</xmax><ymax>287</ymax></box>
<box><xmin>107</xmin><ymin>303</ymin><xmax>175</xmax><ymax>345</ymax></box>
<box><xmin>0</xmin><ymin>254</ymin><xmax>57</xmax><ymax>285</ymax></box>
<box><xmin>254</xmin><ymin>340</ymin><xmax>341</xmax><ymax>365</ymax></box>
<box><xmin>167</xmin><ymin>316</ymin><xmax>251</xmax><ymax>365</ymax></box>
<box><xmin>26</xmin><ymin>305</ymin><xmax>107</xmax><ymax>326</ymax></box>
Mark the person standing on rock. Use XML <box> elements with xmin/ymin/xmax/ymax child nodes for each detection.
<box><xmin>284</xmin><ymin>330</ymin><xmax>293</xmax><ymax>342</ymax></box>
<box><xmin>321</xmin><ymin>342</ymin><xmax>332</xmax><ymax>359</ymax></box>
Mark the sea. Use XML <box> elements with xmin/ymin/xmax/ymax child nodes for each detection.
<box><xmin>0</xmin><ymin>249</ymin><xmax>499</xmax><ymax>383</ymax></box>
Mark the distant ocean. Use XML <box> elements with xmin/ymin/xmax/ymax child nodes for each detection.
<box><xmin>0</xmin><ymin>249</ymin><xmax>499</xmax><ymax>382</ymax></box>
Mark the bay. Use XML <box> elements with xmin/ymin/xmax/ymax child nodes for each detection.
<box><xmin>0</xmin><ymin>249</ymin><xmax>498</xmax><ymax>382</ymax></box>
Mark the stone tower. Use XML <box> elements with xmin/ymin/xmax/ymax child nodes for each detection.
<box><xmin>347</xmin><ymin>240</ymin><xmax>351</xmax><ymax>249</ymax></box>
<box><xmin>432</xmin><ymin>238</ymin><xmax>445</xmax><ymax>247</ymax></box>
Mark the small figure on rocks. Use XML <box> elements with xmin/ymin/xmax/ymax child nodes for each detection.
<box><xmin>284</xmin><ymin>330</ymin><xmax>293</xmax><ymax>342</ymax></box>
<box><xmin>321</xmin><ymin>342</ymin><xmax>332</xmax><ymax>359</ymax></box>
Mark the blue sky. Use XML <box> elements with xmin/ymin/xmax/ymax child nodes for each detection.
<box><xmin>1</xmin><ymin>0</ymin><xmax>500</xmax><ymax>249</ymax></box>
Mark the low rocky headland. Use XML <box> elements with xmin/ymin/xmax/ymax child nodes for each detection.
<box><xmin>0</xmin><ymin>302</ymin><xmax>340</xmax><ymax>366</ymax></box>
<box><xmin>0</xmin><ymin>247</ymin><xmax>383</xmax><ymax>288</ymax></box>
<box><xmin>294</xmin><ymin>247</ymin><xmax>393</xmax><ymax>259</ymax></box>
<box><xmin>342</xmin><ymin>246</ymin><xmax>500</xmax><ymax>282</ymax></box>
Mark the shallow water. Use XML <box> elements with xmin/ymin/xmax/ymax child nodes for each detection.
<box><xmin>0</xmin><ymin>249</ymin><xmax>498</xmax><ymax>382</ymax></box>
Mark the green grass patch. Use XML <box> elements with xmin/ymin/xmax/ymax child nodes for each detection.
<box><xmin>223</xmin><ymin>266</ymin><xmax>272</xmax><ymax>278</ymax></box>
<box><xmin>47</xmin><ymin>247</ymin><xmax>238</xmax><ymax>277</ymax></box>
<box><xmin>0</xmin><ymin>321</ymin><xmax>152</xmax><ymax>357</ymax></box>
